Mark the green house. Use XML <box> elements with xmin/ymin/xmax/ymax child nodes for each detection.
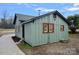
<box><xmin>13</xmin><ymin>10</ymin><xmax>69</xmax><ymax>47</ymax></box>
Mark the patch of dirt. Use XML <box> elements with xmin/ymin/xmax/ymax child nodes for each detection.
<box><xmin>17</xmin><ymin>33</ymin><xmax>79</xmax><ymax>55</ymax></box>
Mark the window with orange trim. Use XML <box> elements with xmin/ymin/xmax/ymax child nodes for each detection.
<box><xmin>43</xmin><ymin>23</ymin><xmax>49</xmax><ymax>33</ymax></box>
<box><xmin>61</xmin><ymin>25</ymin><xmax>64</xmax><ymax>31</ymax></box>
<box><xmin>43</xmin><ymin>23</ymin><xmax>54</xmax><ymax>33</ymax></box>
<box><xmin>49</xmin><ymin>23</ymin><xmax>54</xmax><ymax>33</ymax></box>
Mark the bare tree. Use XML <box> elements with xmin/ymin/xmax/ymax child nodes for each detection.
<box><xmin>0</xmin><ymin>10</ymin><xmax>8</xmax><ymax>28</ymax></box>
<box><xmin>1</xmin><ymin>10</ymin><xmax>8</xmax><ymax>22</ymax></box>
<box><xmin>0</xmin><ymin>9</ymin><xmax>14</xmax><ymax>29</ymax></box>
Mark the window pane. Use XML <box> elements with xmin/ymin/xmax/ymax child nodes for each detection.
<box><xmin>43</xmin><ymin>23</ymin><xmax>48</xmax><ymax>33</ymax></box>
<box><xmin>49</xmin><ymin>23</ymin><xmax>54</xmax><ymax>33</ymax></box>
<box><xmin>61</xmin><ymin>25</ymin><xmax>64</xmax><ymax>31</ymax></box>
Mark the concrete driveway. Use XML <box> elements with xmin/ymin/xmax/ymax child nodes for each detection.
<box><xmin>0</xmin><ymin>34</ymin><xmax>25</xmax><ymax>55</ymax></box>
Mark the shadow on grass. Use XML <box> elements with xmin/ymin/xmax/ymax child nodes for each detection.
<box><xmin>69</xmin><ymin>31</ymin><xmax>79</xmax><ymax>34</ymax></box>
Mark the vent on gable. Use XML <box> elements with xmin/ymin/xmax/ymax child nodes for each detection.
<box><xmin>53</xmin><ymin>13</ymin><xmax>56</xmax><ymax>20</ymax></box>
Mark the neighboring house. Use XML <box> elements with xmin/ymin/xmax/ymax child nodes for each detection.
<box><xmin>13</xmin><ymin>10</ymin><xmax>69</xmax><ymax>47</ymax></box>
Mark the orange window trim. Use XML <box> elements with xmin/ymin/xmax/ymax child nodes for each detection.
<box><xmin>43</xmin><ymin>23</ymin><xmax>49</xmax><ymax>33</ymax></box>
<box><xmin>49</xmin><ymin>23</ymin><xmax>54</xmax><ymax>33</ymax></box>
<box><xmin>43</xmin><ymin>23</ymin><xmax>54</xmax><ymax>33</ymax></box>
<box><xmin>61</xmin><ymin>25</ymin><xmax>64</xmax><ymax>31</ymax></box>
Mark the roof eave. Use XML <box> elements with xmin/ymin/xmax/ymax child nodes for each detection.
<box><xmin>13</xmin><ymin>14</ymin><xmax>17</xmax><ymax>25</ymax></box>
<box><xmin>22</xmin><ymin>10</ymin><xmax>69</xmax><ymax>25</ymax></box>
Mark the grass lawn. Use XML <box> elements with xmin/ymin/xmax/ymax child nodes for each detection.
<box><xmin>17</xmin><ymin>42</ymin><xmax>32</xmax><ymax>49</ymax></box>
<box><xmin>0</xmin><ymin>29</ymin><xmax>15</xmax><ymax>33</ymax></box>
<box><xmin>0</xmin><ymin>29</ymin><xmax>15</xmax><ymax>37</ymax></box>
<box><xmin>17</xmin><ymin>42</ymin><xmax>32</xmax><ymax>54</ymax></box>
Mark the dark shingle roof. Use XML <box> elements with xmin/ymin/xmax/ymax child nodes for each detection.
<box><xmin>13</xmin><ymin>13</ymin><xmax>34</xmax><ymax>24</ymax></box>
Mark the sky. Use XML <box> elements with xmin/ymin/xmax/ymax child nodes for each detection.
<box><xmin>0</xmin><ymin>3</ymin><xmax>79</xmax><ymax>18</ymax></box>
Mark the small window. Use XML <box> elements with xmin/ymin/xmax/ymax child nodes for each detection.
<box><xmin>53</xmin><ymin>14</ymin><xmax>56</xmax><ymax>18</ymax></box>
<box><xmin>43</xmin><ymin>23</ymin><xmax>49</xmax><ymax>33</ymax></box>
<box><xmin>49</xmin><ymin>23</ymin><xmax>54</xmax><ymax>33</ymax></box>
<box><xmin>60</xmin><ymin>25</ymin><xmax>64</xmax><ymax>31</ymax></box>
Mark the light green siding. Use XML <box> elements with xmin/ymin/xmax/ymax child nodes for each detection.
<box><xmin>31</xmin><ymin>16</ymin><xmax>49</xmax><ymax>46</ymax></box>
<box><xmin>24</xmin><ymin>23</ymin><xmax>32</xmax><ymax>45</ymax></box>
<box><xmin>24</xmin><ymin>14</ymin><xmax>68</xmax><ymax>47</ymax></box>
<box><xmin>14</xmin><ymin>14</ymin><xmax>34</xmax><ymax>39</ymax></box>
<box><xmin>15</xmin><ymin>19</ymin><xmax>22</xmax><ymax>39</ymax></box>
<box><xmin>49</xmin><ymin>15</ymin><xmax>59</xmax><ymax>43</ymax></box>
<box><xmin>57</xmin><ymin>15</ymin><xmax>68</xmax><ymax>40</ymax></box>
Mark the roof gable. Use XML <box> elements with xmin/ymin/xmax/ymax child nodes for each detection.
<box><xmin>22</xmin><ymin>10</ymin><xmax>69</xmax><ymax>25</ymax></box>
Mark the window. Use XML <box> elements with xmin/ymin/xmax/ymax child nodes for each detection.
<box><xmin>53</xmin><ymin>14</ymin><xmax>56</xmax><ymax>20</ymax></box>
<box><xmin>49</xmin><ymin>23</ymin><xmax>54</xmax><ymax>33</ymax></box>
<box><xmin>43</xmin><ymin>23</ymin><xmax>54</xmax><ymax>33</ymax></box>
<box><xmin>43</xmin><ymin>23</ymin><xmax>49</xmax><ymax>33</ymax></box>
<box><xmin>60</xmin><ymin>25</ymin><xmax>64</xmax><ymax>31</ymax></box>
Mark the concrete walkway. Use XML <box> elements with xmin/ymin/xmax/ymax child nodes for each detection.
<box><xmin>0</xmin><ymin>34</ymin><xmax>25</xmax><ymax>55</ymax></box>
